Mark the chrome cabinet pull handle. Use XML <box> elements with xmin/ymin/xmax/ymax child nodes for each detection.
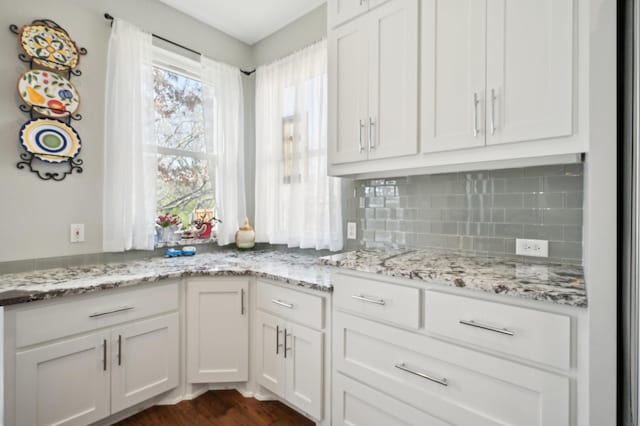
<box><xmin>272</xmin><ymin>299</ymin><xmax>294</xmax><ymax>309</ymax></box>
<box><xmin>118</xmin><ymin>335</ymin><xmax>122</xmax><ymax>366</ymax></box>
<box><xmin>490</xmin><ymin>88</ymin><xmax>497</xmax><ymax>135</ymax></box>
<box><xmin>395</xmin><ymin>363</ymin><xmax>448</xmax><ymax>386</ymax></box>
<box><xmin>351</xmin><ymin>294</ymin><xmax>386</xmax><ymax>305</ymax></box>
<box><xmin>368</xmin><ymin>117</ymin><xmax>376</xmax><ymax>151</ymax></box>
<box><xmin>276</xmin><ymin>325</ymin><xmax>282</xmax><ymax>355</ymax></box>
<box><xmin>473</xmin><ymin>92</ymin><xmax>480</xmax><ymax>137</ymax></box>
<box><xmin>240</xmin><ymin>288</ymin><xmax>245</xmax><ymax>315</ymax></box>
<box><xmin>103</xmin><ymin>339</ymin><xmax>107</xmax><ymax>371</ymax></box>
<box><xmin>89</xmin><ymin>306</ymin><xmax>133</xmax><ymax>318</ymax></box>
<box><xmin>459</xmin><ymin>319</ymin><xmax>514</xmax><ymax>336</ymax></box>
<box><xmin>284</xmin><ymin>328</ymin><xmax>288</xmax><ymax>359</ymax></box>
<box><xmin>359</xmin><ymin>120</ymin><xmax>365</xmax><ymax>153</ymax></box>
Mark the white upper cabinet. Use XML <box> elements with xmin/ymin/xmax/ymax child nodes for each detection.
<box><xmin>485</xmin><ymin>0</ymin><xmax>573</xmax><ymax>146</ymax></box>
<box><xmin>367</xmin><ymin>0</ymin><xmax>419</xmax><ymax>160</ymax></box>
<box><xmin>329</xmin><ymin>0</ymin><xmax>418</xmax><ymax>165</ymax></box>
<box><xmin>328</xmin><ymin>0</ymin><xmax>393</xmax><ymax>28</ymax></box>
<box><xmin>422</xmin><ymin>0</ymin><xmax>574</xmax><ymax>153</ymax></box>
<box><xmin>421</xmin><ymin>0</ymin><xmax>487</xmax><ymax>153</ymax></box>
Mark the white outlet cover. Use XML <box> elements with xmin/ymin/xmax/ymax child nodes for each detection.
<box><xmin>515</xmin><ymin>238</ymin><xmax>549</xmax><ymax>258</ymax></box>
<box><xmin>347</xmin><ymin>222</ymin><xmax>357</xmax><ymax>239</ymax></box>
<box><xmin>70</xmin><ymin>224</ymin><xmax>85</xmax><ymax>243</ymax></box>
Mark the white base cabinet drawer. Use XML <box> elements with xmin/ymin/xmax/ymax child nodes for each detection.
<box><xmin>334</xmin><ymin>311</ymin><xmax>570</xmax><ymax>426</ymax></box>
<box><xmin>15</xmin><ymin>282</ymin><xmax>179</xmax><ymax>348</ymax></box>
<box><xmin>424</xmin><ymin>291</ymin><xmax>571</xmax><ymax>369</ymax></box>
<box><xmin>333</xmin><ymin>372</ymin><xmax>448</xmax><ymax>426</ymax></box>
<box><xmin>256</xmin><ymin>280</ymin><xmax>324</xmax><ymax>330</ymax></box>
<box><xmin>333</xmin><ymin>273</ymin><xmax>421</xmax><ymax>329</ymax></box>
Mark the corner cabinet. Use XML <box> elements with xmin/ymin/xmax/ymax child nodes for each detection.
<box><xmin>328</xmin><ymin>0</ymin><xmax>419</xmax><ymax>165</ymax></box>
<box><xmin>186</xmin><ymin>278</ymin><xmax>249</xmax><ymax>383</ymax></box>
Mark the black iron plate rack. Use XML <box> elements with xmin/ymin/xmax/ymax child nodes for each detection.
<box><xmin>9</xmin><ymin>19</ymin><xmax>87</xmax><ymax>181</ymax></box>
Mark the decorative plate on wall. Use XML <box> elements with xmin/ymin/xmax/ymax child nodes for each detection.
<box><xmin>17</xmin><ymin>69</ymin><xmax>80</xmax><ymax>118</ymax></box>
<box><xmin>19</xmin><ymin>118</ymin><xmax>81</xmax><ymax>163</ymax></box>
<box><xmin>19</xmin><ymin>24</ymin><xmax>79</xmax><ymax>71</ymax></box>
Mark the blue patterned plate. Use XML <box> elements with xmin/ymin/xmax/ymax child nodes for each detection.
<box><xmin>19</xmin><ymin>118</ymin><xmax>81</xmax><ymax>163</ymax></box>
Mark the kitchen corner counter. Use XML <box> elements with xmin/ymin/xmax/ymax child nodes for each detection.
<box><xmin>320</xmin><ymin>249</ymin><xmax>587</xmax><ymax>308</ymax></box>
<box><xmin>0</xmin><ymin>250</ymin><xmax>333</xmax><ymax>306</ymax></box>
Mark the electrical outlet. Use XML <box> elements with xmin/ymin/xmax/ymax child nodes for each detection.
<box><xmin>347</xmin><ymin>222</ymin><xmax>357</xmax><ymax>240</ymax></box>
<box><xmin>515</xmin><ymin>238</ymin><xmax>549</xmax><ymax>258</ymax></box>
<box><xmin>70</xmin><ymin>224</ymin><xmax>85</xmax><ymax>243</ymax></box>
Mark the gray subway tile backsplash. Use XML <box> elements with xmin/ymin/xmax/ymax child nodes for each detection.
<box><xmin>346</xmin><ymin>164</ymin><xmax>584</xmax><ymax>264</ymax></box>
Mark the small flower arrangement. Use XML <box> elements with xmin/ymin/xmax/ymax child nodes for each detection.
<box><xmin>157</xmin><ymin>213</ymin><xmax>181</xmax><ymax>228</ymax></box>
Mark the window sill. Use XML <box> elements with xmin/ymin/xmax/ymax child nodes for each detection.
<box><xmin>155</xmin><ymin>238</ymin><xmax>217</xmax><ymax>249</ymax></box>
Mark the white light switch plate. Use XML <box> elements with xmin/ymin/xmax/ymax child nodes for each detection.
<box><xmin>70</xmin><ymin>224</ymin><xmax>85</xmax><ymax>243</ymax></box>
<box><xmin>515</xmin><ymin>238</ymin><xmax>549</xmax><ymax>258</ymax></box>
<box><xmin>347</xmin><ymin>222</ymin><xmax>357</xmax><ymax>240</ymax></box>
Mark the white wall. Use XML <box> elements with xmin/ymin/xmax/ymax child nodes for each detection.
<box><xmin>0</xmin><ymin>0</ymin><xmax>253</xmax><ymax>262</ymax></box>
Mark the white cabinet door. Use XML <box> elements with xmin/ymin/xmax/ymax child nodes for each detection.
<box><xmin>111</xmin><ymin>313</ymin><xmax>179</xmax><ymax>413</ymax></box>
<box><xmin>256</xmin><ymin>310</ymin><xmax>286</xmax><ymax>397</ymax></box>
<box><xmin>421</xmin><ymin>0</ymin><xmax>487</xmax><ymax>153</ymax></box>
<box><xmin>485</xmin><ymin>0</ymin><xmax>573</xmax><ymax>145</ymax></box>
<box><xmin>186</xmin><ymin>279</ymin><xmax>249</xmax><ymax>383</ymax></box>
<box><xmin>333</xmin><ymin>373</ymin><xmax>449</xmax><ymax>426</ymax></box>
<box><xmin>15</xmin><ymin>331</ymin><xmax>110</xmax><ymax>426</ymax></box>
<box><xmin>367</xmin><ymin>0</ymin><xmax>419</xmax><ymax>160</ymax></box>
<box><xmin>284</xmin><ymin>323</ymin><xmax>324</xmax><ymax>419</ymax></box>
<box><xmin>328</xmin><ymin>0</ymin><xmax>369</xmax><ymax>28</ymax></box>
<box><xmin>329</xmin><ymin>18</ymin><xmax>369</xmax><ymax>164</ymax></box>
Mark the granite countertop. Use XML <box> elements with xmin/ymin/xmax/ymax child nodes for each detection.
<box><xmin>0</xmin><ymin>248</ymin><xmax>587</xmax><ymax>308</ymax></box>
<box><xmin>0</xmin><ymin>250</ymin><xmax>332</xmax><ymax>306</ymax></box>
<box><xmin>320</xmin><ymin>249</ymin><xmax>587</xmax><ymax>308</ymax></box>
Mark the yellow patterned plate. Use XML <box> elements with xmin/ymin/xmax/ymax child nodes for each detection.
<box><xmin>19</xmin><ymin>24</ymin><xmax>79</xmax><ymax>71</ymax></box>
<box><xmin>20</xmin><ymin>118</ymin><xmax>81</xmax><ymax>163</ymax></box>
<box><xmin>17</xmin><ymin>69</ymin><xmax>80</xmax><ymax>118</ymax></box>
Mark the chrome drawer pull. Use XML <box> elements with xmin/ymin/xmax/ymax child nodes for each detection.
<box><xmin>459</xmin><ymin>319</ymin><xmax>515</xmax><ymax>336</ymax></box>
<box><xmin>351</xmin><ymin>294</ymin><xmax>386</xmax><ymax>305</ymax></box>
<box><xmin>271</xmin><ymin>299</ymin><xmax>294</xmax><ymax>309</ymax></box>
<box><xmin>395</xmin><ymin>363</ymin><xmax>448</xmax><ymax>387</ymax></box>
<box><xmin>472</xmin><ymin>92</ymin><xmax>480</xmax><ymax>137</ymax></box>
<box><xmin>89</xmin><ymin>306</ymin><xmax>134</xmax><ymax>318</ymax></box>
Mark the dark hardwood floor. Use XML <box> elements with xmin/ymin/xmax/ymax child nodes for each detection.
<box><xmin>113</xmin><ymin>390</ymin><xmax>315</xmax><ymax>426</ymax></box>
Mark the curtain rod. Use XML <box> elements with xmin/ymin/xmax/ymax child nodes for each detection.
<box><xmin>103</xmin><ymin>13</ymin><xmax>256</xmax><ymax>76</ymax></box>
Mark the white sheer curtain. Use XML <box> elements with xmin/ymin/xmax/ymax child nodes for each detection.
<box><xmin>255</xmin><ymin>40</ymin><xmax>343</xmax><ymax>251</ymax></box>
<box><xmin>201</xmin><ymin>57</ymin><xmax>246</xmax><ymax>246</ymax></box>
<box><xmin>103</xmin><ymin>19</ymin><xmax>156</xmax><ymax>251</ymax></box>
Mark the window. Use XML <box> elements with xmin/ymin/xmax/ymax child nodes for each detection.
<box><xmin>151</xmin><ymin>50</ymin><xmax>215</xmax><ymax>227</ymax></box>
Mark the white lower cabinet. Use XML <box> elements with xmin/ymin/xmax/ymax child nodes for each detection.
<box><xmin>186</xmin><ymin>279</ymin><xmax>249</xmax><ymax>383</ymax></box>
<box><xmin>16</xmin><ymin>331</ymin><xmax>111</xmax><ymax>426</ymax></box>
<box><xmin>256</xmin><ymin>310</ymin><xmax>324</xmax><ymax>420</ymax></box>
<box><xmin>111</xmin><ymin>313</ymin><xmax>179</xmax><ymax>413</ymax></box>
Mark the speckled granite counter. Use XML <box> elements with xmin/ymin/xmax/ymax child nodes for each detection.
<box><xmin>0</xmin><ymin>250</ymin><xmax>332</xmax><ymax>306</ymax></box>
<box><xmin>320</xmin><ymin>249</ymin><xmax>587</xmax><ymax>308</ymax></box>
<box><xmin>0</xmin><ymin>248</ymin><xmax>587</xmax><ymax>308</ymax></box>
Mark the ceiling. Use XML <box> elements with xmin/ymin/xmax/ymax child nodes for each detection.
<box><xmin>157</xmin><ymin>0</ymin><xmax>326</xmax><ymax>45</ymax></box>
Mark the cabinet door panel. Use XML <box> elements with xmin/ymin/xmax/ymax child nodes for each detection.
<box><xmin>329</xmin><ymin>20</ymin><xmax>369</xmax><ymax>164</ymax></box>
<box><xmin>368</xmin><ymin>0</ymin><xmax>419</xmax><ymax>160</ymax></box>
<box><xmin>111</xmin><ymin>313</ymin><xmax>179</xmax><ymax>413</ymax></box>
<box><xmin>285</xmin><ymin>323</ymin><xmax>324</xmax><ymax>419</ymax></box>
<box><xmin>16</xmin><ymin>331</ymin><xmax>110</xmax><ymax>426</ymax></box>
<box><xmin>187</xmin><ymin>279</ymin><xmax>249</xmax><ymax>383</ymax></box>
<box><xmin>486</xmin><ymin>0</ymin><xmax>573</xmax><ymax>145</ymax></box>
<box><xmin>256</xmin><ymin>310</ymin><xmax>286</xmax><ymax>397</ymax></box>
<box><xmin>421</xmin><ymin>0</ymin><xmax>487</xmax><ymax>153</ymax></box>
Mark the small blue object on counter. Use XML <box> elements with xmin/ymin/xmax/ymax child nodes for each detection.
<box><xmin>181</xmin><ymin>246</ymin><xmax>197</xmax><ymax>256</ymax></box>
<box><xmin>164</xmin><ymin>248</ymin><xmax>182</xmax><ymax>258</ymax></box>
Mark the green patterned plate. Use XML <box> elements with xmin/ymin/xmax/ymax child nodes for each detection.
<box><xmin>19</xmin><ymin>24</ymin><xmax>79</xmax><ymax>71</ymax></box>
